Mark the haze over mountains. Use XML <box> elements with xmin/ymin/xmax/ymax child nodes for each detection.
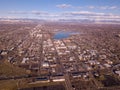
<box><xmin>0</xmin><ymin>17</ymin><xmax>120</xmax><ymax>24</ymax></box>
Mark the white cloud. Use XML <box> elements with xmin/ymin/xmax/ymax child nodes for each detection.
<box><xmin>109</xmin><ymin>6</ymin><xmax>117</xmax><ymax>9</ymax></box>
<box><xmin>63</xmin><ymin>11</ymin><xmax>106</xmax><ymax>16</ymax></box>
<box><xmin>9</xmin><ymin>11</ymin><xmax>48</xmax><ymax>16</ymax></box>
<box><xmin>56</xmin><ymin>4</ymin><xmax>72</xmax><ymax>8</ymax></box>
<box><xmin>88</xmin><ymin>6</ymin><xmax>95</xmax><ymax>9</ymax></box>
<box><xmin>99</xmin><ymin>6</ymin><xmax>118</xmax><ymax>10</ymax></box>
<box><xmin>100</xmin><ymin>6</ymin><xmax>108</xmax><ymax>10</ymax></box>
<box><xmin>7</xmin><ymin>10</ymin><xmax>120</xmax><ymax>22</ymax></box>
<box><xmin>77</xmin><ymin>6</ymin><xmax>119</xmax><ymax>10</ymax></box>
<box><xmin>61</xmin><ymin>11</ymin><xmax>120</xmax><ymax>21</ymax></box>
<box><xmin>56</xmin><ymin>3</ymin><xmax>119</xmax><ymax>11</ymax></box>
<box><xmin>9</xmin><ymin>11</ymin><xmax>29</xmax><ymax>14</ymax></box>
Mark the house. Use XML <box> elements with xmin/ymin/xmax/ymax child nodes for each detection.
<box><xmin>104</xmin><ymin>63</ymin><xmax>111</xmax><ymax>68</ymax></box>
<box><xmin>8</xmin><ymin>57</ymin><xmax>14</xmax><ymax>63</ymax></box>
<box><xmin>72</xmin><ymin>72</ymin><xmax>82</xmax><ymax>78</ymax></box>
<box><xmin>21</xmin><ymin>57</ymin><xmax>29</xmax><ymax>64</ymax></box>
<box><xmin>115</xmin><ymin>70</ymin><xmax>120</xmax><ymax>76</ymax></box>
<box><xmin>52</xmin><ymin>74</ymin><xmax>65</xmax><ymax>82</ymax></box>
<box><xmin>1</xmin><ymin>50</ymin><xmax>8</xmax><ymax>55</ymax></box>
<box><xmin>42</xmin><ymin>62</ymin><xmax>49</xmax><ymax>67</ymax></box>
<box><xmin>35</xmin><ymin>76</ymin><xmax>50</xmax><ymax>82</ymax></box>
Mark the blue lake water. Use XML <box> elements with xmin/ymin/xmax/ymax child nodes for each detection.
<box><xmin>53</xmin><ymin>31</ymin><xmax>79</xmax><ymax>39</ymax></box>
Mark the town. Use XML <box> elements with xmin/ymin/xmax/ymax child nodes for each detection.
<box><xmin>0</xmin><ymin>22</ymin><xmax>120</xmax><ymax>90</ymax></box>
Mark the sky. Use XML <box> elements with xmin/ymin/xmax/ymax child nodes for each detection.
<box><xmin>0</xmin><ymin>0</ymin><xmax>120</xmax><ymax>21</ymax></box>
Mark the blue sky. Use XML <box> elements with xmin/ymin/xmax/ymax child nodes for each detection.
<box><xmin>0</xmin><ymin>0</ymin><xmax>120</xmax><ymax>21</ymax></box>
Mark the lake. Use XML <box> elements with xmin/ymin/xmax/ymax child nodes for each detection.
<box><xmin>53</xmin><ymin>31</ymin><xmax>79</xmax><ymax>39</ymax></box>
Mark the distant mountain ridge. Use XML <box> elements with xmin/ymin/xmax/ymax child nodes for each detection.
<box><xmin>0</xmin><ymin>18</ymin><xmax>120</xmax><ymax>24</ymax></box>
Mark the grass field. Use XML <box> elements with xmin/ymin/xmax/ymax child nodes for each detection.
<box><xmin>0</xmin><ymin>79</ymin><xmax>65</xmax><ymax>90</ymax></box>
<box><xmin>0</xmin><ymin>60</ymin><xmax>28</xmax><ymax>77</ymax></box>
